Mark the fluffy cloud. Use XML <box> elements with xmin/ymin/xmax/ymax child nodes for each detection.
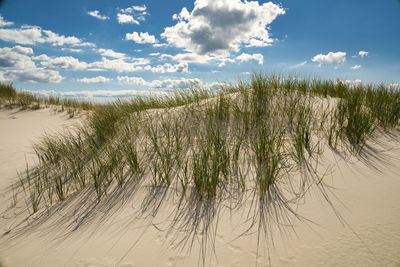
<box><xmin>359</xmin><ymin>51</ymin><xmax>369</xmax><ymax>58</ymax></box>
<box><xmin>351</xmin><ymin>65</ymin><xmax>362</xmax><ymax>70</ymax></box>
<box><xmin>88</xmin><ymin>10</ymin><xmax>109</xmax><ymax>20</ymax></box>
<box><xmin>312</xmin><ymin>51</ymin><xmax>346</xmax><ymax>67</ymax></box>
<box><xmin>236</xmin><ymin>53</ymin><xmax>263</xmax><ymax>65</ymax></box>
<box><xmin>161</xmin><ymin>0</ymin><xmax>285</xmax><ymax>55</ymax></box>
<box><xmin>172</xmin><ymin>7</ymin><xmax>190</xmax><ymax>21</ymax></box>
<box><xmin>0</xmin><ymin>46</ymin><xmax>35</xmax><ymax>69</ymax></box>
<box><xmin>89</xmin><ymin>57</ymin><xmax>149</xmax><ymax>73</ymax></box>
<box><xmin>118</xmin><ymin>4</ymin><xmax>148</xmax><ymax>24</ymax></box>
<box><xmin>78</xmin><ymin>76</ymin><xmax>112</xmax><ymax>83</ymax></box>
<box><xmin>0</xmin><ymin>24</ymin><xmax>95</xmax><ymax>47</ymax></box>
<box><xmin>117</xmin><ymin>76</ymin><xmax>201</xmax><ymax>89</ymax></box>
<box><xmin>144</xmin><ymin>62</ymin><xmax>188</xmax><ymax>73</ymax></box>
<box><xmin>61</xmin><ymin>48</ymin><xmax>83</xmax><ymax>53</ymax></box>
<box><xmin>97</xmin><ymin>48</ymin><xmax>126</xmax><ymax>59</ymax></box>
<box><xmin>117</xmin><ymin>14</ymin><xmax>139</xmax><ymax>24</ymax></box>
<box><xmin>126</xmin><ymin>32</ymin><xmax>158</xmax><ymax>44</ymax></box>
<box><xmin>0</xmin><ymin>45</ymin><xmax>63</xmax><ymax>83</ymax></box>
<box><xmin>35</xmin><ymin>56</ymin><xmax>88</xmax><ymax>70</ymax></box>
<box><xmin>36</xmin><ymin>89</ymin><xmax>167</xmax><ymax>99</ymax></box>
<box><xmin>121</xmin><ymin>5</ymin><xmax>147</xmax><ymax>13</ymax></box>
<box><xmin>0</xmin><ymin>15</ymin><xmax>13</xmax><ymax>27</ymax></box>
<box><xmin>5</xmin><ymin>69</ymin><xmax>63</xmax><ymax>83</ymax></box>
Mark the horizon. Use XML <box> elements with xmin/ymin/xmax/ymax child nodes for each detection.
<box><xmin>0</xmin><ymin>0</ymin><xmax>399</xmax><ymax>99</ymax></box>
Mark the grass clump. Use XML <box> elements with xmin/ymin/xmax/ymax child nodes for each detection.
<box><xmin>10</xmin><ymin>73</ymin><xmax>399</xmax><ymax>239</ymax></box>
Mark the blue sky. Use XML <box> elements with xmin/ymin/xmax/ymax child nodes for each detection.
<box><xmin>0</xmin><ymin>0</ymin><xmax>399</xmax><ymax>98</ymax></box>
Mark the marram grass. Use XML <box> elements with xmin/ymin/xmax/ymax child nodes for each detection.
<box><xmin>5</xmin><ymin>74</ymin><xmax>400</xmax><ymax>243</ymax></box>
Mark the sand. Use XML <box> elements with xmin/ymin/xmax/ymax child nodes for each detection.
<box><xmin>0</xmin><ymin>108</ymin><xmax>400</xmax><ymax>267</ymax></box>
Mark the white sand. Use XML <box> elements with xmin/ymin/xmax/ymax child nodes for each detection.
<box><xmin>1</xmin><ymin>108</ymin><xmax>400</xmax><ymax>266</ymax></box>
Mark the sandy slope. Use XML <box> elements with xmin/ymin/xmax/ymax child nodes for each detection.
<box><xmin>0</xmin><ymin>108</ymin><xmax>400</xmax><ymax>267</ymax></box>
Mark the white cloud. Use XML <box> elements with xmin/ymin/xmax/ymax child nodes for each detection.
<box><xmin>34</xmin><ymin>88</ymin><xmax>167</xmax><ymax>99</ymax></box>
<box><xmin>118</xmin><ymin>5</ymin><xmax>148</xmax><ymax>24</ymax></box>
<box><xmin>121</xmin><ymin>5</ymin><xmax>147</xmax><ymax>13</ymax></box>
<box><xmin>0</xmin><ymin>15</ymin><xmax>14</xmax><ymax>27</ymax></box>
<box><xmin>0</xmin><ymin>45</ymin><xmax>63</xmax><ymax>83</ymax></box>
<box><xmin>0</xmin><ymin>25</ymin><xmax>95</xmax><ymax>47</ymax></box>
<box><xmin>162</xmin><ymin>0</ymin><xmax>285</xmax><ymax>55</ymax></box>
<box><xmin>351</xmin><ymin>65</ymin><xmax>362</xmax><ymax>70</ymax></box>
<box><xmin>144</xmin><ymin>62</ymin><xmax>188</xmax><ymax>73</ymax></box>
<box><xmin>172</xmin><ymin>7</ymin><xmax>190</xmax><ymax>21</ymax></box>
<box><xmin>89</xmin><ymin>57</ymin><xmax>149</xmax><ymax>73</ymax></box>
<box><xmin>359</xmin><ymin>51</ymin><xmax>369</xmax><ymax>58</ymax></box>
<box><xmin>0</xmin><ymin>45</ymin><xmax>35</xmax><ymax>69</ymax></box>
<box><xmin>97</xmin><ymin>48</ymin><xmax>126</xmax><ymax>59</ymax></box>
<box><xmin>160</xmin><ymin>52</ymin><xmax>234</xmax><ymax>66</ymax></box>
<box><xmin>88</xmin><ymin>10</ymin><xmax>109</xmax><ymax>20</ymax></box>
<box><xmin>5</xmin><ymin>69</ymin><xmax>63</xmax><ymax>83</ymax></box>
<box><xmin>61</xmin><ymin>48</ymin><xmax>83</xmax><ymax>53</ymax></box>
<box><xmin>389</xmin><ymin>83</ymin><xmax>400</xmax><ymax>89</ymax></box>
<box><xmin>236</xmin><ymin>53</ymin><xmax>263</xmax><ymax>65</ymax></box>
<box><xmin>149</xmin><ymin>52</ymin><xmax>160</xmax><ymax>56</ymax></box>
<box><xmin>153</xmin><ymin>43</ymin><xmax>168</xmax><ymax>48</ymax></box>
<box><xmin>117</xmin><ymin>14</ymin><xmax>139</xmax><ymax>24</ymax></box>
<box><xmin>117</xmin><ymin>76</ymin><xmax>201</xmax><ymax>89</ymax></box>
<box><xmin>0</xmin><ymin>26</ymin><xmax>43</xmax><ymax>45</ymax></box>
<box><xmin>312</xmin><ymin>51</ymin><xmax>346</xmax><ymax>67</ymax></box>
<box><xmin>126</xmin><ymin>32</ymin><xmax>158</xmax><ymax>44</ymax></box>
<box><xmin>78</xmin><ymin>76</ymin><xmax>112</xmax><ymax>83</ymax></box>
<box><xmin>290</xmin><ymin>61</ymin><xmax>307</xmax><ymax>69</ymax></box>
<box><xmin>36</xmin><ymin>56</ymin><xmax>88</xmax><ymax>70</ymax></box>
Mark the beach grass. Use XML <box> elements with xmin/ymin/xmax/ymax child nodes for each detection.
<box><xmin>7</xmin><ymin>73</ymin><xmax>400</xmax><ymax>245</ymax></box>
<box><xmin>0</xmin><ymin>82</ymin><xmax>94</xmax><ymax>113</ymax></box>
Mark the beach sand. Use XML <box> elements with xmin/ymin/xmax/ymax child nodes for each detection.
<box><xmin>1</xmin><ymin>108</ymin><xmax>400</xmax><ymax>266</ymax></box>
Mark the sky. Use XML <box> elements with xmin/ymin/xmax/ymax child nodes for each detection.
<box><xmin>0</xmin><ymin>0</ymin><xmax>399</xmax><ymax>99</ymax></box>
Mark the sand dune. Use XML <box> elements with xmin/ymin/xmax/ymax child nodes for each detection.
<box><xmin>0</xmin><ymin>107</ymin><xmax>399</xmax><ymax>267</ymax></box>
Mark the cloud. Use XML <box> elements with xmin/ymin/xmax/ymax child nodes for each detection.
<box><xmin>117</xmin><ymin>76</ymin><xmax>228</xmax><ymax>91</ymax></box>
<box><xmin>351</xmin><ymin>64</ymin><xmax>362</xmax><ymax>70</ymax></box>
<box><xmin>126</xmin><ymin>32</ymin><xmax>158</xmax><ymax>44</ymax></box>
<box><xmin>0</xmin><ymin>45</ymin><xmax>63</xmax><ymax>83</ymax></box>
<box><xmin>78</xmin><ymin>76</ymin><xmax>112</xmax><ymax>83</ymax></box>
<box><xmin>88</xmin><ymin>10</ymin><xmax>110</xmax><ymax>20</ymax></box>
<box><xmin>89</xmin><ymin>57</ymin><xmax>149</xmax><ymax>73</ymax></box>
<box><xmin>144</xmin><ymin>62</ymin><xmax>188</xmax><ymax>73</ymax></box>
<box><xmin>149</xmin><ymin>52</ymin><xmax>160</xmax><ymax>56</ymax></box>
<box><xmin>290</xmin><ymin>61</ymin><xmax>307</xmax><ymax>69</ymax></box>
<box><xmin>34</xmin><ymin>88</ymin><xmax>167</xmax><ymax>99</ymax></box>
<box><xmin>389</xmin><ymin>83</ymin><xmax>400</xmax><ymax>89</ymax></box>
<box><xmin>97</xmin><ymin>48</ymin><xmax>126</xmax><ymax>59</ymax></box>
<box><xmin>236</xmin><ymin>53</ymin><xmax>263</xmax><ymax>65</ymax></box>
<box><xmin>312</xmin><ymin>51</ymin><xmax>346</xmax><ymax>67</ymax></box>
<box><xmin>121</xmin><ymin>5</ymin><xmax>147</xmax><ymax>13</ymax></box>
<box><xmin>172</xmin><ymin>7</ymin><xmax>190</xmax><ymax>21</ymax></box>
<box><xmin>117</xmin><ymin>76</ymin><xmax>201</xmax><ymax>89</ymax></box>
<box><xmin>161</xmin><ymin>0</ymin><xmax>285</xmax><ymax>55</ymax></box>
<box><xmin>117</xmin><ymin>14</ymin><xmax>139</xmax><ymax>24</ymax></box>
<box><xmin>0</xmin><ymin>15</ymin><xmax>14</xmax><ymax>27</ymax></box>
<box><xmin>0</xmin><ymin>25</ymin><xmax>95</xmax><ymax>47</ymax></box>
<box><xmin>118</xmin><ymin>5</ymin><xmax>148</xmax><ymax>24</ymax></box>
<box><xmin>61</xmin><ymin>48</ymin><xmax>83</xmax><ymax>53</ymax></box>
<box><xmin>5</xmin><ymin>69</ymin><xmax>63</xmax><ymax>83</ymax></box>
<box><xmin>35</xmin><ymin>55</ymin><xmax>88</xmax><ymax>70</ymax></box>
<box><xmin>359</xmin><ymin>51</ymin><xmax>369</xmax><ymax>58</ymax></box>
<box><xmin>0</xmin><ymin>45</ymin><xmax>35</xmax><ymax>69</ymax></box>
<box><xmin>160</xmin><ymin>52</ymin><xmax>235</xmax><ymax>66</ymax></box>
